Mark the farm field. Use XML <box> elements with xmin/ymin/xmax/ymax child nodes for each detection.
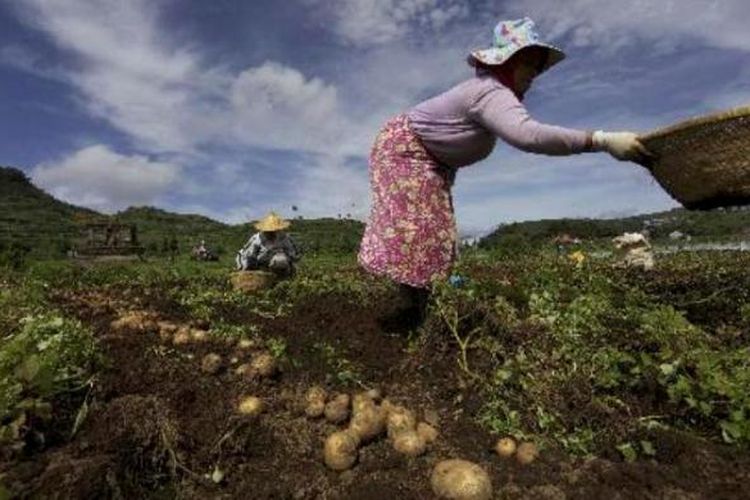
<box><xmin>1</xmin><ymin>249</ymin><xmax>750</xmax><ymax>499</ymax></box>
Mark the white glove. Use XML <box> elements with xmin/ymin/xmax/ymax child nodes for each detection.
<box><xmin>593</xmin><ymin>131</ymin><xmax>653</xmax><ymax>164</ymax></box>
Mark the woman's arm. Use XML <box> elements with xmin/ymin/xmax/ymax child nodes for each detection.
<box><xmin>470</xmin><ymin>85</ymin><xmax>591</xmax><ymax>155</ymax></box>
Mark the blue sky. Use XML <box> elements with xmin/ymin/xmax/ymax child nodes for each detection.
<box><xmin>1</xmin><ymin>0</ymin><xmax>749</xmax><ymax>235</ymax></box>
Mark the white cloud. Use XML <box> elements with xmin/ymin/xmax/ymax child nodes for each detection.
<box><xmin>32</xmin><ymin>145</ymin><xmax>180</xmax><ymax>213</ymax></box>
<box><xmin>5</xmin><ymin>0</ymin><xmax>747</xmax><ymax>229</ymax></box>
<box><xmin>503</xmin><ymin>0</ymin><xmax>750</xmax><ymax>54</ymax></box>
<box><xmin>228</xmin><ymin>62</ymin><xmax>354</xmax><ymax>154</ymax></box>
<box><xmin>10</xmin><ymin>1</ymin><xmax>365</xmax><ymax>157</ymax></box>
<box><xmin>12</xmin><ymin>0</ymin><xmax>225</xmax><ymax>153</ymax></box>
<box><xmin>303</xmin><ymin>0</ymin><xmax>469</xmax><ymax>46</ymax></box>
<box><xmin>290</xmin><ymin>155</ymin><xmax>370</xmax><ymax>220</ymax></box>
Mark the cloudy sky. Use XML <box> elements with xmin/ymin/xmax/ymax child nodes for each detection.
<box><xmin>1</xmin><ymin>0</ymin><xmax>748</xmax><ymax>234</ymax></box>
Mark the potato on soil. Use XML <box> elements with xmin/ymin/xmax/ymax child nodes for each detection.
<box><xmin>111</xmin><ymin>311</ymin><xmax>157</xmax><ymax>333</ymax></box>
<box><xmin>380</xmin><ymin>398</ymin><xmax>396</xmax><ymax>415</ymax></box>
<box><xmin>392</xmin><ymin>430</ymin><xmax>427</xmax><ymax>456</ymax></box>
<box><xmin>348</xmin><ymin>404</ymin><xmax>386</xmax><ymax>443</ymax></box>
<box><xmin>237</xmin><ymin>396</ymin><xmax>264</xmax><ymax>416</ymax></box>
<box><xmin>323</xmin><ymin>430</ymin><xmax>360</xmax><ymax>470</ymax></box>
<box><xmin>430</xmin><ymin>459</ymin><xmax>492</xmax><ymax>500</ymax></box>
<box><xmin>201</xmin><ymin>353</ymin><xmax>222</xmax><ymax>374</ymax></box>
<box><xmin>250</xmin><ymin>353</ymin><xmax>277</xmax><ymax>378</ymax></box>
<box><xmin>386</xmin><ymin>406</ymin><xmax>416</xmax><ymax>439</ymax></box>
<box><xmin>515</xmin><ymin>442</ymin><xmax>538</xmax><ymax>465</ymax></box>
<box><xmin>234</xmin><ymin>363</ymin><xmax>251</xmax><ymax>376</ymax></box>
<box><xmin>495</xmin><ymin>437</ymin><xmax>516</xmax><ymax>458</ymax></box>
<box><xmin>352</xmin><ymin>392</ymin><xmax>374</xmax><ymax>415</ymax></box>
<box><xmin>173</xmin><ymin>328</ymin><xmax>191</xmax><ymax>345</ymax></box>
<box><xmin>416</xmin><ymin>422</ymin><xmax>439</xmax><ymax>444</ymax></box>
<box><xmin>365</xmin><ymin>388</ymin><xmax>382</xmax><ymax>401</ymax></box>
<box><xmin>157</xmin><ymin>321</ymin><xmax>177</xmax><ymax>334</ymax></box>
<box><xmin>190</xmin><ymin>329</ymin><xmax>209</xmax><ymax>343</ymax></box>
<box><xmin>237</xmin><ymin>338</ymin><xmax>256</xmax><ymax>350</ymax></box>
<box><xmin>305</xmin><ymin>386</ymin><xmax>328</xmax><ymax>418</ymax></box>
<box><xmin>324</xmin><ymin>393</ymin><xmax>351</xmax><ymax>424</ymax></box>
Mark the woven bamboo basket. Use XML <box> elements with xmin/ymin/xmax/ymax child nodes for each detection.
<box><xmin>230</xmin><ymin>270</ymin><xmax>277</xmax><ymax>293</ymax></box>
<box><xmin>639</xmin><ymin>105</ymin><xmax>750</xmax><ymax>209</ymax></box>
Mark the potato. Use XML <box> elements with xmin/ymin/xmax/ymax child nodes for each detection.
<box><xmin>201</xmin><ymin>353</ymin><xmax>222</xmax><ymax>374</ymax></box>
<box><xmin>392</xmin><ymin>430</ymin><xmax>426</xmax><ymax>456</ymax></box>
<box><xmin>234</xmin><ymin>363</ymin><xmax>251</xmax><ymax>376</ymax></box>
<box><xmin>365</xmin><ymin>388</ymin><xmax>382</xmax><ymax>402</ymax></box>
<box><xmin>306</xmin><ymin>386</ymin><xmax>328</xmax><ymax>403</ymax></box>
<box><xmin>515</xmin><ymin>442</ymin><xmax>538</xmax><ymax>465</ymax></box>
<box><xmin>306</xmin><ymin>400</ymin><xmax>326</xmax><ymax>419</ymax></box>
<box><xmin>494</xmin><ymin>437</ymin><xmax>516</xmax><ymax>458</ymax></box>
<box><xmin>349</xmin><ymin>405</ymin><xmax>386</xmax><ymax>443</ymax></box>
<box><xmin>190</xmin><ymin>329</ymin><xmax>209</xmax><ymax>343</ymax></box>
<box><xmin>173</xmin><ymin>328</ymin><xmax>191</xmax><ymax>345</ymax></box>
<box><xmin>416</xmin><ymin>422</ymin><xmax>439</xmax><ymax>444</ymax></box>
<box><xmin>430</xmin><ymin>459</ymin><xmax>492</xmax><ymax>500</ymax></box>
<box><xmin>380</xmin><ymin>399</ymin><xmax>396</xmax><ymax>415</ymax></box>
<box><xmin>324</xmin><ymin>393</ymin><xmax>350</xmax><ymax>424</ymax></box>
<box><xmin>305</xmin><ymin>386</ymin><xmax>328</xmax><ymax>418</ymax></box>
<box><xmin>237</xmin><ymin>338</ymin><xmax>256</xmax><ymax>350</ymax></box>
<box><xmin>157</xmin><ymin>321</ymin><xmax>177</xmax><ymax>333</ymax></box>
<box><xmin>386</xmin><ymin>406</ymin><xmax>416</xmax><ymax>439</ymax></box>
<box><xmin>323</xmin><ymin>431</ymin><xmax>359</xmax><ymax>470</ymax></box>
<box><xmin>250</xmin><ymin>353</ymin><xmax>277</xmax><ymax>378</ymax></box>
<box><xmin>352</xmin><ymin>393</ymin><xmax>374</xmax><ymax>415</ymax></box>
<box><xmin>237</xmin><ymin>396</ymin><xmax>264</xmax><ymax>416</ymax></box>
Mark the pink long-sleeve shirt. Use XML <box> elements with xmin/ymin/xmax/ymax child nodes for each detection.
<box><xmin>407</xmin><ymin>74</ymin><xmax>590</xmax><ymax>168</ymax></box>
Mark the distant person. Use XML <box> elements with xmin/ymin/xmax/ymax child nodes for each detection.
<box><xmin>191</xmin><ymin>239</ymin><xmax>217</xmax><ymax>261</ymax></box>
<box><xmin>236</xmin><ymin>212</ymin><xmax>299</xmax><ymax>277</ymax></box>
<box><xmin>193</xmin><ymin>239</ymin><xmax>208</xmax><ymax>259</ymax></box>
<box><xmin>613</xmin><ymin>232</ymin><xmax>654</xmax><ymax>270</ymax></box>
<box><xmin>358</xmin><ymin>17</ymin><xmax>652</xmax><ymax>320</ymax></box>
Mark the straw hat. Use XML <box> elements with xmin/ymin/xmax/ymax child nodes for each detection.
<box><xmin>467</xmin><ymin>17</ymin><xmax>565</xmax><ymax>73</ymax></box>
<box><xmin>254</xmin><ymin>212</ymin><xmax>290</xmax><ymax>231</ymax></box>
<box><xmin>639</xmin><ymin>105</ymin><xmax>750</xmax><ymax>209</ymax></box>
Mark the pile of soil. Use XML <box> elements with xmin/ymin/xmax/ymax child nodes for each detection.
<box><xmin>2</xmin><ymin>286</ymin><xmax>749</xmax><ymax>499</ymax></box>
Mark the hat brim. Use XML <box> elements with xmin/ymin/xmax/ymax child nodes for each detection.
<box><xmin>468</xmin><ymin>43</ymin><xmax>566</xmax><ymax>73</ymax></box>
<box><xmin>254</xmin><ymin>221</ymin><xmax>290</xmax><ymax>231</ymax></box>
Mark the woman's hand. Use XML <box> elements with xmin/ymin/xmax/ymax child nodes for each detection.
<box><xmin>593</xmin><ymin>131</ymin><xmax>654</xmax><ymax>166</ymax></box>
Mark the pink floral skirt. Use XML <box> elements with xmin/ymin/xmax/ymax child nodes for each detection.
<box><xmin>358</xmin><ymin>114</ymin><xmax>457</xmax><ymax>288</ymax></box>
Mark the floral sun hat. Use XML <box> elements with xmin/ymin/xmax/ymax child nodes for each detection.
<box><xmin>254</xmin><ymin>212</ymin><xmax>290</xmax><ymax>232</ymax></box>
<box><xmin>468</xmin><ymin>17</ymin><xmax>566</xmax><ymax>73</ymax></box>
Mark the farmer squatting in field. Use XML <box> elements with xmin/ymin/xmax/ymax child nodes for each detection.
<box><xmin>358</xmin><ymin>17</ymin><xmax>653</xmax><ymax>321</ymax></box>
<box><xmin>236</xmin><ymin>212</ymin><xmax>300</xmax><ymax>278</ymax></box>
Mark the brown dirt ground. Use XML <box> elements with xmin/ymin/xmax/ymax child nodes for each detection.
<box><xmin>2</xmin><ymin>287</ymin><xmax>749</xmax><ymax>499</ymax></box>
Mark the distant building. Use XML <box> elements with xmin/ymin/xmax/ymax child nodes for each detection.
<box><xmin>74</xmin><ymin>222</ymin><xmax>142</xmax><ymax>256</ymax></box>
<box><xmin>669</xmin><ymin>231</ymin><xmax>684</xmax><ymax>240</ymax></box>
<box><xmin>459</xmin><ymin>236</ymin><xmax>481</xmax><ymax>249</ymax></box>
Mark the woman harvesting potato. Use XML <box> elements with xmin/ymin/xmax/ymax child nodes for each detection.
<box><xmin>358</xmin><ymin>17</ymin><xmax>651</xmax><ymax>321</ymax></box>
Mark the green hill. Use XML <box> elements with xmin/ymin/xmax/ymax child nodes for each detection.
<box><xmin>0</xmin><ymin>166</ymin><xmax>99</xmax><ymax>258</ymax></box>
<box><xmin>480</xmin><ymin>206</ymin><xmax>750</xmax><ymax>249</ymax></box>
<box><xmin>0</xmin><ymin>166</ymin><xmax>364</xmax><ymax>259</ymax></box>
<box><xmin>8</xmin><ymin>162</ymin><xmax>750</xmax><ymax>260</ymax></box>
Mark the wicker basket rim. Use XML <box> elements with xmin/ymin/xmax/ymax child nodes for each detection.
<box><xmin>640</xmin><ymin>104</ymin><xmax>750</xmax><ymax>141</ymax></box>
